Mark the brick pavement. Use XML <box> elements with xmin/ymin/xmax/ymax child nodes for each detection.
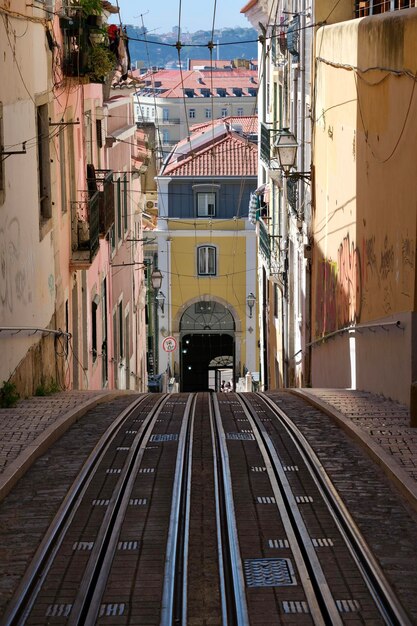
<box><xmin>292</xmin><ymin>388</ymin><xmax>417</xmax><ymax>514</ymax></box>
<box><xmin>0</xmin><ymin>387</ymin><xmax>416</xmax><ymax>514</ymax></box>
<box><xmin>0</xmin><ymin>390</ymin><xmax>119</xmax><ymax>502</ymax></box>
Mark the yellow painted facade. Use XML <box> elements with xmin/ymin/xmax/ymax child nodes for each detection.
<box><xmin>311</xmin><ymin>10</ymin><xmax>417</xmax><ymax>402</ymax></box>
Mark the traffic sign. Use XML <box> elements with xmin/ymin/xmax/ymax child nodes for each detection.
<box><xmin>162</xmin><ymin>336</ymin><xmax>177</xmax><ymax>352</ymax></box>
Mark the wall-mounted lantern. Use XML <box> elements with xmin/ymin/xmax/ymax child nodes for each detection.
<box><xmin>246</xmin><ymin>292</ymin><xmax>256</xmax><ymax>318</ymax></box>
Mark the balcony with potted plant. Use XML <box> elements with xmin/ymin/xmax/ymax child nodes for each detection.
<box><xmin>59</xmin><ymin>0</ymin><xmax>118</xmax><ymax>83</ymax></box>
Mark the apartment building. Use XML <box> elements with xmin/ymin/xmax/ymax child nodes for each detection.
<box><xmin>133</xmin><ymin>63</ymin><xmax>258</xmax><ymax>158</ymax></box>
<box><xmin>243</xmin><ymin>0</ymin><xmax>417</xmax><ymax>404</ymax></box>
<box><xmin>153</xmin><ymin>118</ymin><xmax>259</xmax><ymax>391</ymax></box>
<box><xmin>0</xmin><ymin>0</ymin><xmax>147</xmax><ymax>395</ymax></box>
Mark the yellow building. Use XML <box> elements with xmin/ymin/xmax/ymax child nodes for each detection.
<box><xmin>312</xmin><ymin>7</ymin><xmax>417</xmax><ymax>404</ymax></box>
<box><xmin>154</xmin><ymin>120</ymin><xmax>259</xmax><ymax>391</ymax></box>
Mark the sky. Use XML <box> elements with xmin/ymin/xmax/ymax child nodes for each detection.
<box><xmin>115</xmin><ymin>0</ymin><xmax>250</xmax><ymax>34</ymax></box>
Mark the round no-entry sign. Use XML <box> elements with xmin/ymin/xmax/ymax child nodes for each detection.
<box><xmin>162</xmin><ymin>336</ymin><xmax>177</xmax><ymax>352</ymax></box>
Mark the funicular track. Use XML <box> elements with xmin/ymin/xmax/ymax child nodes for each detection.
<box><xmin>1</xmin><ymin>391</ymin><xmax>413</xmax><ymax>626</ymax></box>
<box><xmin>2</xmin><ymin>393</ymin><xmax>192</xmax><ymax>626</ymax></box>
<box><xmin>232</xmin><ymin>391</ymin><xmax>412</xmax><ymax>625</ymax></box>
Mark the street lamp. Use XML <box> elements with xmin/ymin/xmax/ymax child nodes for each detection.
<box><xmin>151</xmin><ymin>268</ymin><xmax>162</xmax><ymax>291</ymax></box>
<box><xmin>274</xmin><ymin>128</ymin><xmax>311</xmax><ymax>181</ymax></box>
<box><xmin>246</xmin><ymin>292</ymin><xmax>256</xmax><ymax>318</ymax></box>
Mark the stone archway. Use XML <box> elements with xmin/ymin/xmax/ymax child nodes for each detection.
<box><xmin>179</xmin><ymin>300</ymin><xmax>235</xmax><ymax>391</ymax></box>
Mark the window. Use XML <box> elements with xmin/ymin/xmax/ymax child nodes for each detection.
<box><xmin>37</xmin><ymin>103</ymin><xmax>51</xmax><ymax>220</ymax></box>
<box><xmin>163</xmin><ymin>108</ymin><xmax>169</xmax><ymax>120</ymax></box>
<box><xmin>162</xmin><ymin>129</ymin><xmax>170</xmax><ymax>144</ymax></box>
<box><xmin>205</xmin><ymin>108</ymin><xmax>212</xmax><ymax>119</ymax></box>
<box><xmin>233</xmin><ymin>87</ymin><xmax>242</xmax><ymax>97</ymax></box>
<box><xmin>116</xmin><ymin>177</ymin><xmax>122</xmax><ymax>240</ymax></box>
<box><xmin>0</xmin><ymin>103</ymin><xmax>4</xmax><ymax>204</ymax></box>
<box><xmin>59</xmin><ymin>127</ymin><xmax>67</xmax><ymax>213</ymax></box>
<box><xmin>197</xmin><ymin>192</ymin><xmax>215</xmax><ymax>217</ymax></box>
<box><xmin>91</xmin><ymin>295</ymin><xmax>99</xmax><ymax>363</ymax></box>
<box><xmin>123</xmin><ymin>174</ymin><xmax>128</xmax><ymax>233</ymax></box>
<box><xmin>217</xmin><ymin>88</ymin><xmax>226</xmax><ymax>97</ymax></box>
<box><xmin>221</xmin><ymin>108</ymin><xmax>228</xmax><ymax>118</ymax></box>
<box><xmin>84</xmin><ymin>110</ymin><xmax>93</xmax><ymax>163</ymax></box>
<box><xmin>118</xmin><ymin>300</ymin><xmax>124</xmax><ymax>359</ymax></box>
<box><xmin>189</xmin><ymin>108</ymin><xmax>196</xmax><ymax>119</ymax></box>
<box><xmin>237</xmin><ymin>108</ymin><xmax>244</xmax><ymax>116</ymax></box>
<box><xmin>197</xmin><ymin>246</ymin><xmax>216</xmax><ymax>276</ymax></box>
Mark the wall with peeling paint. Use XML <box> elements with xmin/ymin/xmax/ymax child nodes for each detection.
<box><xmin>311</xmin><ymin>11</ymin><xmax>417</xmax><ymax>404</ymax></box>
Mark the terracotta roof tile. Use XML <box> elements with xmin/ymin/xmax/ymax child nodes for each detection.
<box><xmin>163</xmin><ymin>132</ymin><xmax>257</xmax><ymax>177</ymax></box>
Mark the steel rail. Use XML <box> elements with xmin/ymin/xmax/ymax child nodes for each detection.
<box><xmin>2</xmin><ymin>394</ymin><xmax>161</xmax><ymax>626</ymax></box>
<box><xmin>256</xmin><ymin>392</ymin><xmax>412</xmax><ymax>626</ymax></box>
<box><xmin>212</xmin><ymin>394</ymin><xmax>250</xmax><ymax>626</ymax></box>
<box><xmin>209</xmin><ymin>394</ymin><xmax>230</xmax><ymax>626</ymax></box>
<box><xmin>237</xmin><ymin>394</ymin><xmax>338</xmax><ymax>626</ymax></box>
<box><xmin>69</xmin><ymin>393</ymin><xmax>173</xmax><ymax>625</ymax></box>
<box><xmin>160</xmin><ymin>393</ymin><xmax>196</xmax><ymax>626</ymax></box>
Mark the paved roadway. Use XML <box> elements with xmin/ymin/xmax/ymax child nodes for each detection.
<box><xmin>0</xmin><ymin>388</ymin><xmax>416</xmax><ymax>622</ymax></box>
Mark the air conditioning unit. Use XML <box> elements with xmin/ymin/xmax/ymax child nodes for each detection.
<box><xmin>146</xmin><ymin>200</ymin><xmax>155</xmax><ymax>209</ymax></box>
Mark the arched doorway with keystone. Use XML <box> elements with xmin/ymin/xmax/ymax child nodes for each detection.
<box><xmin>179</xmin><ymin>300</ymin><xmax>235</xmax><ymax>392</ymax></box>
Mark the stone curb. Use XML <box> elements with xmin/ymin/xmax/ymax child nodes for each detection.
<box><xmin>0</xmin><ymin>391</ymin><xmax>120</xmax><ymax>503</ymax></box>
<box><xmin>290</xmin><ymin>389</ymin><xmax>417</xmax><ymax>514</ymax></box>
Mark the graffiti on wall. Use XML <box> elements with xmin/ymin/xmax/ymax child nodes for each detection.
<box><xmin>315</xmin><ymin>233</ymin><xmax>362</xmax><ymax>336</ymax></box>
<box><xmin>0</xmin><ymin>216</ymin><xmax>33</xmax><ymax>315</ymax></box>
<box><xmin>316</xmin><ymin>229</ymin><xmax>416</xmax><ymax>335</ymax></box>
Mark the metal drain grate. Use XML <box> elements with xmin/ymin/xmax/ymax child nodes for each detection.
<box><xmin>244</xmin><ymin>558</ymin><xmax>296</xmax><ymax>587</ymax></box>
<box><xmin>150</xmin><ymin>433</ymin><xmax>179</xmax><ymax>442</ymax></box>
<box><xmin>99</xmin><ymin>603</ymin><xmax>126</xmax><ymax>617</ymax></box>
<box><xmin>226</xmin><ymin>432</ymin><xmax>255</xmax><ymax>440</ymax></box>
<box><xmin>129</xmin><ymin>498</ymin><xmax>147</xmax><ymax>506</ymax></box>
<box><xmin>268</xmin><ymin>538</ymin><xmax>290</xmax><ymax>549</ymax></box>
<box><xmin>312</xmin><ymin>538</ymin><xmax>334</xmax><ymax>547</ymax></box>
<box><xmin>118</xmin><ymin>541</ymin><xmax>139</xmax><ymax>550</ymax></box>
<box><xmin>73</xmin><ymin>541</ymin><xmax>94</xmax><ymax>551</ymax></box>
<box><xmin>296</xmin><ymin>495</ymin><xmax>314</xmax><ymax>503</ymax></box>
<box><xmin>257</xmin><ymin>496</ymin><xmax>276</xmax><ymax>504</ymax></box>
<box><xmin>282</xmin><ymin>600</ymin><xmax>309</xmax><ymax>613</ymax></box>
<box><xmin>336</xmin><ymin>599</ymin><xmax>360</xmax><ymax>612</ymax></box>
<box><xmin>46</xmin><ymin>604</ymin><xmax>72</xmax><ymax>617</ymax></box>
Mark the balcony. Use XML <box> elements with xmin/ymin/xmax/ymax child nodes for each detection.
<box><xmin>258</xmin><ymin>219</ymin><xmax>271</xmax><ymax>264</ymax></box>
<box><xmin>59</xmin><ymin>15</ymin><xmax>116</xmax><ymax>83</ymax></box>
<box><xmin>93</xmin><ymin>169</ymin><xmax>115</xmax><ymax>235</ymax></box>
<box><xmin>71</xmin><ymin>190</ymin><xmax>100</xmax><ymax>268</ymax></box>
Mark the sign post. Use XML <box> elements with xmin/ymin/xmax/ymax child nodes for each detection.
<box><xmin>162</xmin><ymin>336</ymin><xmax>177</xmax><ymax>353</ymax></box>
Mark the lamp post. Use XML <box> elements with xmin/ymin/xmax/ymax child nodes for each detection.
<box><xmin>274</xmin><ymin>128</ymin><xmax>311</xmax><ymax>181</ymax></box>
<box><xmin>246</xmin><ymin>292</ymin><xmax>256</xmax><ymax>318</ymax></box>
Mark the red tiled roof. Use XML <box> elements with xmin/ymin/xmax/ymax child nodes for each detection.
<box><xmin>190</xmin><ymin>115</ymin><xmax>257</xmax><ymax>135</ymax></box>
<box><xmin>162</xmin><ymin>131</ymin><xmax>257</xmax><ymax>177</ymax></box>
<box><xmin>137</xmin><ymin>68</ymin><xmax>258</xmax><ymax>98</ymax></box>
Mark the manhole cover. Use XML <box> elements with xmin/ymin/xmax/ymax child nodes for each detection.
<box><xmin>244</xmin><ymin>558</ymin><xmax>296</xmax><ymax>587</ymax></box>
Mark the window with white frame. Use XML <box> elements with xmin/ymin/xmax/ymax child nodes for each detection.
<box><xmin>197</xmin><ymin>245</ymin><xmax>216</xmax><ymax>276</ymax></box>
<box><xmin>197</xmin><ymin>191</ymin><xmax>215</xmax><ymax>217</ymax></box>
<box><xmin>205</xmin><ymin>108</ymin><xmax>212</xmax><ymax>119</ymax></box>
<box><xmin>221</xmin><ymin>108</ymin><xmax>228</xmax><ymax>117</ymax></box>
<box><xmin>237</xmin><ymin>107</ymin><xmax>244</xmax><ymax>116</ymax></box>
<box><xmin>189</xmin><ymin>108</ymin><xmax>196</xmax><ymax>119</ymax></box>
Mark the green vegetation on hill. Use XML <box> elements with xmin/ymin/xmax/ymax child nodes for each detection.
<box><xmin>125</xmin><ymin>26</ymin><xmax>258</xmax><ymax>69</ymax></box>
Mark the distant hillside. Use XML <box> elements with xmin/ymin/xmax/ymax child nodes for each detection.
<box><xmin>125</xmin><ymin>26</ymin><xmax>258</xmax><ymax>69</ymax></box>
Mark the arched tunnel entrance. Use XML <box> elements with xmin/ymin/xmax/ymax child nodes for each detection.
<box><xmin>179</xmin><ymin>301</ymin><xmax>235</xmax><ymax>392</ymax></box>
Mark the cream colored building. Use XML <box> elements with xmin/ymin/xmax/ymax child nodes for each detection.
<box><xmin>134</xmin><ymin>64</ymin><xmax>258</xmax><ymax>159</ymax></box>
